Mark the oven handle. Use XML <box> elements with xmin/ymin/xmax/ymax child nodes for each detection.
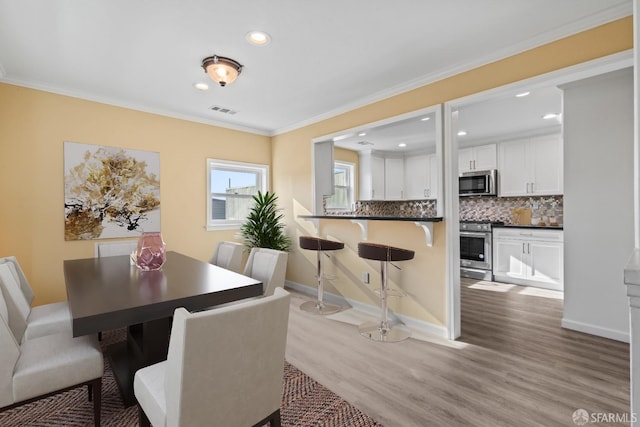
<box><xmin>460</xmin><ymin>231</ymin><xmax>491</xmax><ymax>238</ymax></box>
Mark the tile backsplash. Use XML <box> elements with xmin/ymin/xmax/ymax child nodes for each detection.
<box><xmin>324</xmin><ymin>199</ymin><xmax>437</xmax><ymax>218</ymax></box>
<box><xmin>323</xmin><ymin>195</ymin><xmax>563</xmax><ymax>224</ymax></box>
<box><xmin>459</xmin><ymin>195</ymin><xmax>563</xmax><ymax>224</ymax></box>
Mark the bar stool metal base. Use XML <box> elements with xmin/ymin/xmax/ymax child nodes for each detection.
<box><xmin>358</xmin><ymin>321</ymin><xmax>411</xmax><ymax>342</ymax></box>
<box><xmin>300</xmin><ymin>300</ymin><xmax>342</xmax><ymax>315</ymax></box>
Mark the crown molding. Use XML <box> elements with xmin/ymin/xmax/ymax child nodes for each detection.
<box><xmin>0</xmin><ymin>78</ymin><xmax>272</xmax><ymax>136</ymax></box>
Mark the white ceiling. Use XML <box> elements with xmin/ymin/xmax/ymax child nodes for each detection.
<box><xmin>332</xmin><ymin>85</ymin><xmax>562</xmax><ymax>154</ymax></box>
<box><xmin>0</xmin><ymin>1</ymin><xmax>631</xmax><ymax>136</ymax></box>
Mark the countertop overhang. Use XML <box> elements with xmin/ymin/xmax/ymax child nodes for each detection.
<box><xmin>297</xmin><ymin>215</ymin><xmax>442</xmax><ymax>246</ymax></box>
<box><xmin>298</xmin><ymin>215</ymin><xmax>443</xmax><ymax>222</ymax></box>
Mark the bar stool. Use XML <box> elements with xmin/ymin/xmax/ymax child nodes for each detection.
<box><xmin>357</xmin><ymin>242</ymin><xmax>415</xmax><ymax>342</ymax></box>
<box><xmin>299</xmin><ymin>236</ymin><xmax>344</xmax><ymax>315</ymax></box>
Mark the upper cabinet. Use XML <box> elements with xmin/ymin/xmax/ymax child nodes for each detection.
<box><xmin>359</xmin><ymin>152</ymin><xmax>385</xmax><ymax>200</ymax></box>
<box><xmin>360</xmin><ymin>151</ymin><xmax>438</xmax><ymax>200</ymax></box>
<box><xmin>384</xmin><ymin>157</ymin><xmax>404</xmax><ymax>200</ymax></box>
<box><xmin>458</xmin><ymin>144</ymin><xmax>497</xmax><ymax>173</ymax></box>
<box><xmin>498</xmin><ymin>134</ymin><xmax>563</xmax><ymax>197</ymax></box>
<box><xmin>405</xmin><ymin>153</ymin><xmax>438</xmax><ymax>200</ymax></box>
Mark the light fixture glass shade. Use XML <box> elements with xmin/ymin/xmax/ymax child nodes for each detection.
<box><xmin>202</xmin><ymin>55</ymin><xmax>243</xmax><ymax>87</ymax></box>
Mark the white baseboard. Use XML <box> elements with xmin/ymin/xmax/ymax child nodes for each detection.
<box><xmin>285</xmin><ymin>280</ymin><xmax>449</xmax><ymax>339</ymax></box>
<box><xmin>561</xmin><ymin>318</ymin><xmax>629</xmax><ymax>343</ymax></box>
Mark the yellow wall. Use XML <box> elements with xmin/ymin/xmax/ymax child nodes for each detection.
<box><xmin>0</xmin><ymin>84</ymin><xmax>271</xmax><ymax>305</ymax></box>
<box><xmin>272</xmin><ymin>17</ymin><xmax>633</xmax><ymax>327</ymax></box>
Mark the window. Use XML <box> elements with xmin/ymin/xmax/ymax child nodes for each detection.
<box><xmin>325</xmin><ymin>161</ymin><xmax>354</xmax><ymax>211</ymax></box>
<box><xmin>206</xmin><ymin>159</ymin><xmax>269</xmax><ymax>230</ymax></box>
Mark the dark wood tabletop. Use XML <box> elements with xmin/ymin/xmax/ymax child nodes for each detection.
<box><xmin>64</xmin><ymin>251</ymin><xmax>263</xmax><ymax>337</ymax></box>
<box><xmin>64</xmin><ymin>250</ymin><xmax>263</xmax><ymax>406</ymax></box>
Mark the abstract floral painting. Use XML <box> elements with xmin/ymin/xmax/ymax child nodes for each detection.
<box><xmin>64</xmin><ymin>141</ymin><xmax>160</xmax><ymax>240</ymax></box>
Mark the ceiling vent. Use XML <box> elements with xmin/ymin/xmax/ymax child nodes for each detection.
<box><xmin>209</xmin><ymin>105</ymin><xmax>238</xmax><ymax>115</ymax></box>
<box><xmin>357</xmin><ymin>141</ymin><xmax>374</xmax><ymax>146</ymax></box>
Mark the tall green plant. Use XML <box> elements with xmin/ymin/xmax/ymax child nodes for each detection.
<box><xmin>239</xmin><ymin>191</ymin><xmax>292</xmax><ymax>252</ymax></box>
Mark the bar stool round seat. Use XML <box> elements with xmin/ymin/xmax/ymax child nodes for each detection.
<box><xmin>358</xmin><ymin>242</ymin><xmax>415</xmax><ymax>343</ymax></box>
<box><xmin>299</xmin><ymin>236</ymin><xmax>345</xmax><ymax>315</ymax></box>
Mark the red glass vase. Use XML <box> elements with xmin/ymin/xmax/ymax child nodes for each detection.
<box><xmin>135</xmin><ymin>232</ymin><xmax>166</xmax><ymax>271</ymax></box>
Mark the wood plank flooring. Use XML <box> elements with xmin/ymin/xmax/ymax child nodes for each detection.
<box><xmin>284</xmin><ymin>278</ymin><xmax>630</xmax><ymax>427</ymax></box>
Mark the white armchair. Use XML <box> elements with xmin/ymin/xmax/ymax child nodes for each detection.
<box><xmin>243</xmin><ymin>247</ymin><xmax>288</xmax><ymax>296</ymax></box>
<box><xmin>0</xmin><ymin>281</ymin><xmax>104</xmax><ymax>425</ymax></box>
<box><xmin>134</xmin><ymin>287</ymin><xmax>291</xmax><ymax>427</ymax></box>
<box><xmin>209</xmin><ymin>241</ymin><xmax>244</xmax><ymax>273</ymax></box>
<box><xmin>0</xmin><ymin>258</ymin><xmax>71</xmax><ymax>341</ymax></box>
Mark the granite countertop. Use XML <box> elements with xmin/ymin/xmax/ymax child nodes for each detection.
<box><xmin>298</xmin><ymin>215</ymin><xmax>443</xmax><ymax>222</ymax></box>
<box><xmin>494</xmin><ymin>224</ymin><xmax>563</xmax><ymax>230</ymax></box>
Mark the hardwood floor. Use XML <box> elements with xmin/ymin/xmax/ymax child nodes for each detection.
<box><xmin>284</xmin><ymin>278</ymin><xmax>630</xmax><ymax>427</ymax></box>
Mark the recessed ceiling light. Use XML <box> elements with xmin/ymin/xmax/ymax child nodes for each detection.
<box><xmin>515</xmin><ymin>91</ymin><xmax>530</xmax><ymax>98</ymax></box>
<box><xmin>457</xmin><ymin>130</ymin><xmax>468</xmax><ymax>136</ymax></box>
<box><xmin>421</xmin><ymin>117</ymin><xmax>431</xmax><ymax>121</ymax></box>
<box><xmin>398</xmin><ymin>143</ymin><xmax>407</xmax><ymax>148</ymax></box>
<box><xmin>358</xmin><ymin>132</ymin><xmax>367</xmax><ymax>137</ymax></box>
<box><xmin>193</xmin><ymin>82</ymin><xmax>209</xmax><ymax>91</ymax></box>
<box><xmin>246</xmin><ymin>31</ymin><xmax>271</xmax><ymax>46</ymax></box>
<box><xmin>542</xmin><ymin>113</ymin><xmax>560</xmax><ymax>120</ymax></box>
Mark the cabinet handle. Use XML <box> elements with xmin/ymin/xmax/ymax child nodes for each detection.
<box><xmin>528</xmin><ymin>243</ymin><xmax>531</xmax><ymax>254</ymax></box>
<box><xmin>526</xmin><ymin>183</ymin><xmax>530</xmax><ymax>193</ymax></box>
<box><xmin>473</xmin><ymin>160</ymin><xmax>476</xmax><ymax>170</ymax></box>
<box><xmin>424</xmin><ymin>189</ymin><xmax>427</xmax><ymax>198</ymax></box>
<box><xmin>522</xmin><ymin>243</ymin><xmax>526</xmax><ymax>253</ymax></box>
<box><xmin>530</xmin><ymin>182</ymin><xmax>534</xmax><ymax>193</ymax></box>
<box><xmin>469</xmin><ymin>160</ymin><xmax>473</xmax><ymax>170</ymax></box>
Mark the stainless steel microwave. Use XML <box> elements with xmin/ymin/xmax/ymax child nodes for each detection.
<box><xmin>459</xmin><ymin>169</ymin><xmax>498</xmax><ymax>197</ymax></box>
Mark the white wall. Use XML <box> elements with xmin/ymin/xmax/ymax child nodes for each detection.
<box><xmin>561</xmin><ymin>68</ymin><xmax>634</xmax><ymax>342</ymax></box>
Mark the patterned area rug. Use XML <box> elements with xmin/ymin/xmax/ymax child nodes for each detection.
<box><xmin>0</xmin><ymin>329</ymin><xmax>383</xmax><ymax>427</ymax></box>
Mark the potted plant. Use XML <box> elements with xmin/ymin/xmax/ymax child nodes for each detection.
<box><xmin>239</xmin><ymin>191</ymin><xmax>292</xmax><ymax>252</ymax></box>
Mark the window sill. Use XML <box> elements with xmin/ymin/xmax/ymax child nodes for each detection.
<box><xmin>206</xmin><ymin>223</ymin><xmax>242</xmax><ymax>231</ymax></box>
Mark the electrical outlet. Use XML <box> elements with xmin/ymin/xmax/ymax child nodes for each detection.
<box><xmin>362</xmin><ymin>272</ymin><xmax>370</xmax><ymax>284</ymax></box>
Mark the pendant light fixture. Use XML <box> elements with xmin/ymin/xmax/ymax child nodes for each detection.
<box><xmin>201</xmin><ymin>55</ymin><xmax>243</xmax><ymax>87</ymax></box>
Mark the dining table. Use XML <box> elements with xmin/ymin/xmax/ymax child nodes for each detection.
<box><xmin>64</xmin><ymin>250</ymin><xmax>263</xmax><ymax>407</ymax></box>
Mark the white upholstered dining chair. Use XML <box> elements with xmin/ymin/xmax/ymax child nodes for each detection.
<box><xmin>209</xmin><ymin>241</ymin><xmax>244</xmax><ymax>273</ymax></box>
<box><xmin>243</xmin><ymin>247</ymin><xmax>288</xmax><ymax>296</ymax></box>
<box><xmin>0</xmin><ymin>281</ymin><xmax>104</xmax><ymax>425</ymax></box>
<box><xmin>0</xmin><ymin>257</ymin><xmax>72</xmax><ymax>341</ymax></box>
<box><xmin>134</xmin><ymin>287</ymin><xmax>291</xmax><ymax>427</ymax></box>
<box><xmin>94</xmin><ymin>240</ymin><xmax>138</xmax><ymax>258</ymax></box>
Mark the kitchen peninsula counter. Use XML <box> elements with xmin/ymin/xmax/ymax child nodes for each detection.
<box><xmin>297</xmin><ymin>215</ymin><xmax>443</xmax><ymax>246</ymax></box>
<box><xmin>298</xmin><ymin>215</ymin><xmax>443</xmax><ymax>222</ymax></box>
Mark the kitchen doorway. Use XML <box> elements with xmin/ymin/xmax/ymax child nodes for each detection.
<box><xmin>443</xmin><ymin>51</ymin><xmax>632</xmax><ymax>341</ymax></box>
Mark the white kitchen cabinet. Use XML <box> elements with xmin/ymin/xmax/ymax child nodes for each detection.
<box><xmin>384</xmin><ymin>157</ymin><xmax>404</xmax><ymax>200</ymax></box>
<box><xmin>404</xmin><ymin>153</ymin><xmax>438</xmax><ymax>199</ymax></box>
<box><xmin>404</xmin><ymin>154</ymin><xmax>427</xmax><ymax>199</ymax></box>
<box><xmin>493</xmin><ymin>227</ymin><xmax>563</xmax><ymax>291</ymax></box>
<box><xmin>371</xmin><ymin>155</ymin><xmax>385</xmax><ymax>200</ymax></box>
<box><xmin>359</xmin><ymin>152</ymin><xmax>385</xmax><ymax>200</ymax></box>
<box><xmin>427</xmin><ymin>154</ymin><xmax>439</xmax><ymax>200</ymax></box>
<box><xmin>498</xmin><ymin>134</ymin><xmax>563</xmax><ymax>197</ymax></box>
<box><xmin>458</xmin><ymin>144</ymin><xmax>496</xmax><ymax>173</ymax></box>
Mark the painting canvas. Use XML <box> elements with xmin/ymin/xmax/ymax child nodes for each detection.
<box><xmin>64</xmin><ymin>141</ymin><xmax>160</xmax><ymax>240</ymax></box>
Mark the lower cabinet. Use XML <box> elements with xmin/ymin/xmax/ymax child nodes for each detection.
<box><xmin>492</xmin><ymin>228</ymin><xmax>563</xmax><ymax>291</ymax></box>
